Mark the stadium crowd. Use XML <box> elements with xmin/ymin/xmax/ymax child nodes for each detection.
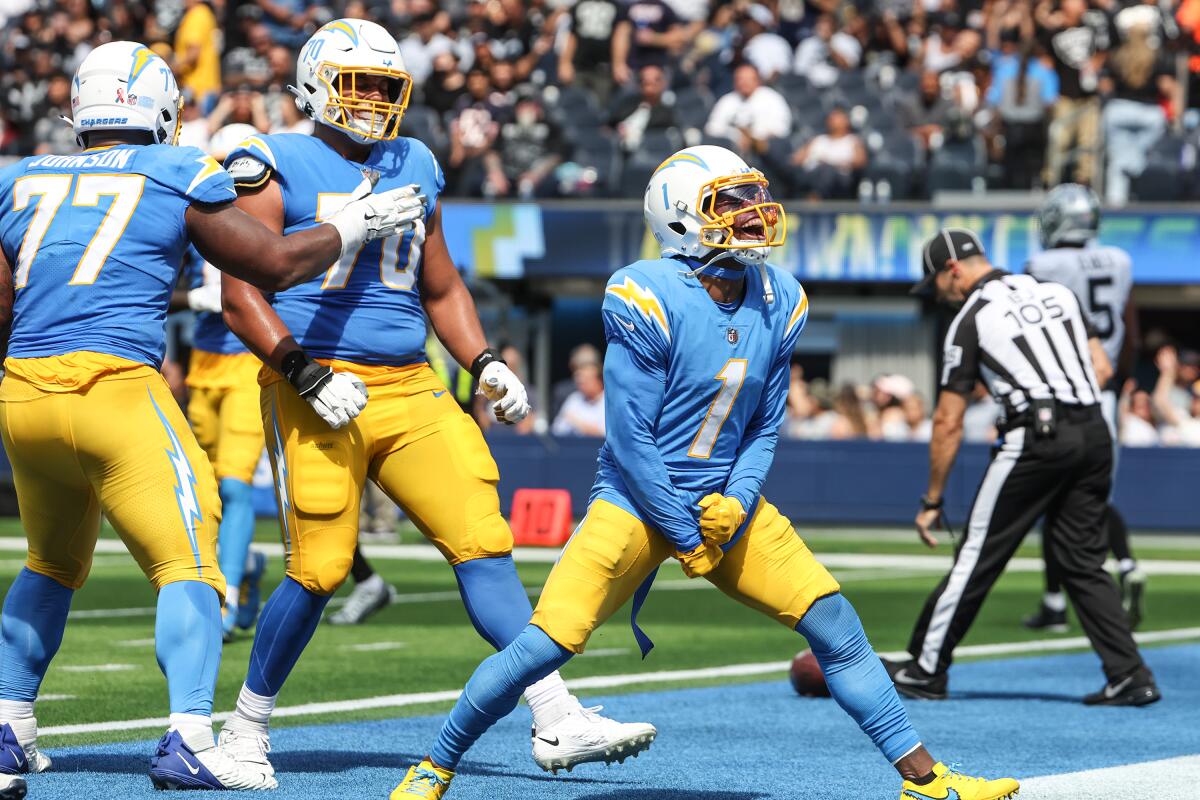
<box><xmin>4</xmin><ymin>0</ymin><xmax>1200</xmax><ymax>203</ymax></box>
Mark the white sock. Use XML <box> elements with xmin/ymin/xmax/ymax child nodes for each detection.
<box><xmin>225</xmin><ymin>597</ymin><xmax>240</xmax><ymax>615</ymax></box>
<box><xmin>1119</xmin><ymin>558</ymin><xmax>1136</xmax><ymax>574</ymax></box>
<box><xmin>0</xmin><ymin>702</ymin><xmax>36</xmax><ymax>748</ymax></box>
<box><xmin>358</xmin><ymin>573</ymin><xmax>383</xmax><ymax>591</ymax></box>
<box><xmin>1043</xmin><ymin>592</ymin><xmax>1067</xmax><ymax>612</ymax></box>
<box><xmin>227</xmin><ymin>684</ymin><xmax>276</xmax><ymax>733</ymax></box>
<box><xmin>244</xmin><ymin>551</ymin><xmax>259</xmax><ymax>573</ymax></box>
<box><xmin>169</xmin><ymin>712</ymin><xmax>215</xmax><ymax>753</ymax></box>
<box><xmin>523</xmin><ymin>672</ymin><xmax>577</xmax><ymax>730</ymax></box>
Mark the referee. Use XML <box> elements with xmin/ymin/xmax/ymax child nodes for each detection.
<box><xmin>883</xmin><ymin>228</ymin><xmax>1161</xmax><ymax>706</ymax></box>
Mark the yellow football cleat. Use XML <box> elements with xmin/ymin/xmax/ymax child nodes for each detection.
<box><xmin>391</xmin><ymin>759</ymin><xmax>454</xmax><ymax>799</ymax></box>
<box><xmin>900</xmin><ymin>762</ymin><xmax>1019</xmax><ymax>800</ymax></box>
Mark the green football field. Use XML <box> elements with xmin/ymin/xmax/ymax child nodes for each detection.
<box><xmin>1</xmin><ymin>517</ymin><xmax>1196</xmax><ymax>750</ymax></box>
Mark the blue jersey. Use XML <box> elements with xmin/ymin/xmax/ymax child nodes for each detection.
<box><xmin>184</xmin><ymin>245</ymin><xmax>248</xmax><ymax>355</ymax></box>
<box><xmin>224</xmin><ymin>133</ymin><xmax>444</xmax><ymax>366</ymax></box>
<box><xmin>0</xmin><ymin>144</ymin><xmax>235</xmax><ymax>368</ymax></box>
<box><xmin>593</xmin><ymin>258</ymin><xmax>809</xmax><ymax>554</ymax></box>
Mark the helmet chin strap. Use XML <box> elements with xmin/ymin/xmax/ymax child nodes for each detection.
<box><xmin>675</xmin><ymin>253</ymin><xmax>774</xmax><ymax>304</ymax></box>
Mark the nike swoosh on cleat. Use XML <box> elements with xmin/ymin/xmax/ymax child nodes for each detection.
<box><xmin>537</xmin><ymin>736</ymin><xmax>560</xmax><ymax>746</ymax></box>
<box><xmin>177</xmin><ymin>753</ymin><xmax>201</xmax><ymax>775</ymax></box>
<box><xmin>1104</xmin><ymin>675</ymin><xmax>1135</xmax><ymax>699</ymax></box>
<box><xmin>903</xmin><ymin>788</ymin><xmax>958</xmax><ymax>800</ymax></box>
<box><xmin>433</xmin><ymin>390</ymin><xmax>447</xmax><ymax>397</ymax></box>
<box><xmin>893</xmin><ymin>668</ymin><xmax>930</xmax><ymax>687</ymax></box>
<box><xmin>11</xmin><ymin>751</ymin><xmax>23</xmax><ymax>769</ymax></box>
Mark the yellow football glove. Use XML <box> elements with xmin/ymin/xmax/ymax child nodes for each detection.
<box><xmin>697</xmin><ymin>493</ymin><xmax>747</xmax><ymax>546</ymax></box>
<box><xmin>676</xmin><ymin>540</ymin><xmax>723</xmax><ymax>578</ymax></box>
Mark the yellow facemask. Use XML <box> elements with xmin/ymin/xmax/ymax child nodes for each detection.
<box><xmin>695</xmin><ymin>172</ymin><xmax>786</xmax><ymax>251</ymax></box>
<box><xmin>316</xmin><ymin>63</ymin><xmax>412</xmax><ymax>141</ymax></box>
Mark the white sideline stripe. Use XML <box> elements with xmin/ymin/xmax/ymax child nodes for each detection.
<box><xmin>580</xmin><ymin>648</ymin><xmax>632</xmax><ymax>658</ymax></box>
<box><xmin>58</xmin><ymin>664</ymin><xmax>137</xmax><ymax>673</ymax></box>
<box><xmin>39</xmin><ymin>694</ymin><xmax>74</xmax><ymax>702</ymax></box>
<box><xmin>70</xmin><ymin>607</ymin><xmax>156</xmax><ymax>620</ymax></box>
<box><xmin>1021</xmin><ymin>754</ymin><xmax>1200</xmax><ymax>798</ymax></box>
<box><xmin>39</xmin><ymin>626</ymin><xmax>1200</xmax><ymax>738</ymax></box>
<box><xmin>345</xmin><ymin>641</ymin><xmax>406</xmax><ymax>652</ymax></box>
<box><xmin>117</xmin><ymin>638</ymin><xmax>155</xmax><ymax>647</ymax></box>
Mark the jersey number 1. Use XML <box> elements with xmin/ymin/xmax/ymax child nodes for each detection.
<box><xmin>688</xmin><ymin>358</ymin><xmax>748</xmax><ymax>459</ymax></box>
<box><xmin>12</xmin><ymin>173</ymin><xmax>145</xmax><ymax>288</ymax></box>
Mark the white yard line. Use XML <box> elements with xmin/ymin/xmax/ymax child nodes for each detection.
<box><xmin>579</xmin><ymin>648</ymin><xmax>632</xmax><ymax>658</ymax></box>
<box><xmin>39</xmin><ymin>627</ymin><xmax>1200</xmax><ymax>738</ymax></box>
<box><xmin>116</xmin><ymin>639</ymin><xmax>155</xmax><ymax>647</ymax></box>
<box><xmin>345</xmin><ymin>641</ymin><xmax>407</xmax><ymax>652</ymax></box>
<box><xmin>1021</xmin><ymin>754</ymin><xmax>1200</xmax><ymax>799</ymax></box>
<box><xmin>58</xmin><ymin>664</ymin><xmax>137</xmax><ymax>673</ymax></box>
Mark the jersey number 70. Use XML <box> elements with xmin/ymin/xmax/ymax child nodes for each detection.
<box><xmin>316</xmin><ymin>192</ymin><xmax>424</xmax><ymax>291</ymax></box>
<box><xmin>12</xmin><ymin>173</ymin><xmax>145</xmax><ymax>288</ymax></box>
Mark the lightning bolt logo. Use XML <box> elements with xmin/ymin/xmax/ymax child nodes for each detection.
<box><xmin>320</xmin><ymin>20</ymin><xmax>360</xmax><ymax>46</ymax></box>
<box><xmin>270</xmin><ymin>401</ymin><xmax>293</xmax><ymax>565</ymax></box>
<box><xmin>236</xmin><ymin>136</ymin><xmax>277</xmax><ymax>169</ymax></box>
<box><xmin>186</xmin><ymin>155</ymin><xmax>230</xmax><ymax>197</ymax></box>
<box><xmin>148</xmin><ymin>389</ymin><xmax>203</xmax><ymax>572</ymax></box>
<box><xmin>127</xmin><ymin>46</ymin><xmax>155</xmax><ymax>87</ymax></box>
<box><xmin>606</xmin><ymin>278</ymin><xmax>670</xmax><ymax>341</ymax></box>
<box><xmin>786</xmin><ymin>289</ymin><xmax>809</xmax><ymax>336</ymax></box>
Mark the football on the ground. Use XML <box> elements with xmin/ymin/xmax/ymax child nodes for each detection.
<box><xmin>790</xmin><ymin>649</ymin><xmax>830</xmax><ymax>697</ymax></box>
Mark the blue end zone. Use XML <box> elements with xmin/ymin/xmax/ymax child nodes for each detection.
<box><xmin>28</xmin><ymin>644</ymin><xmax>1199</xmax><ymax>799</ymax></box>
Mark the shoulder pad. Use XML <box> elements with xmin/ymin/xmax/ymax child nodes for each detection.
<box><xmin>226</xmin><ymin>156</ymin><xmax>271</xmax><ymax>189</ymax></box>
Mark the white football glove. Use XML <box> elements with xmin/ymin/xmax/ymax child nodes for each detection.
<box><xmin>186</xmin><ymin>283</ymin><xmax>222</xmax><ymax>314</ymax></box>
<box><xmin>285</xmin><ymin>354</ymin><xmax>368</xmax><ymax>430</ymax></box>
<box><xmin>324</xmin><ymin>179</ymin><xmax>427</xmax><ymax>262</ymax></box>
<box><xmin>478</xmin><ymin>361</ymin><xmax>530</xmax><ymax>424</ymax></box>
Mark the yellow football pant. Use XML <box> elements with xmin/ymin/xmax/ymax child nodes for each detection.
<box><xmin>262</xmin><ymin>362</ymin><xmax>512</xmax><ymax>595</ymax></box>
<box><xmin>532</xmin><ymin>498</ymin><xmax>841</xmax><ymax>653</ymax></box>
<box><xmin>186</xmin><ymin>350</ymin><xmax>266</xmax><ymax>484</ymax></box>
<box><xmin>0</xmin><ymin>362</ymin><xmax>223</xmax><ymax>595</ymax></box>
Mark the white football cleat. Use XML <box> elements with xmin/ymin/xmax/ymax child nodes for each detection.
<box><xmin>150</xmin><ymin>729</ymin><xmax>277</xmax><ymax>790</ymax></box>
<box><xmin>531</xmin><ymin>704</ymin><xmax>656</xmax><ymax>774</ymax></box>
<box><xmin>217</xmin><ymin>724</ymin><xmax>275</xmax><ymax>778</ymax></box>
<box><xmin>328</xmin><ymin>574</ymin><xmax>396</xmax><ymax>625</ymax></box>
<box><xmin>1</xmin><ymin>719</ymin><xmax>51</xmax><ymax>773</ymax></box>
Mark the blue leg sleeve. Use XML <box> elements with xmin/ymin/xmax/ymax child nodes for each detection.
<box><xmin>155</xmin><ymin>581</ymin><xmax>222</xmax><ymax>715</ymax></box>
<box><xmin>796</xmin><ymin>593</ymin><xmax>921</xmax><ymax>764</ymax></box>
<box><xmin>0</xmin><ymin>569</ymin><xmax>73</xmax><ymax>701</ymax></box>
<box><xmin>245</xmin><ymin>576</ymin><xmax>330</xmax><ymax>696</ymax></box>
<box><xmin>217</xmin><ymin>478</ymin><xmax>255</xmax><ymax>599</ymax></box>
<box><xmin>430</xmin><ymin>624</ymin><xmax>571</xmax><ymax>770</ymax></box>
<box><xmin>452</xmin><ymin>556</ymin><xmax>533</xmax><ymax>650</ymax></box>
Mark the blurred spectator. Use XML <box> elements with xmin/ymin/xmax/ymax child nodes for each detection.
<box><xmin>1036</xmin><ymin>0</ymin><xmax>1108</xmax><ymax>187</ymax></box>
<box><xmin>1157</xmin><ymin>346</ymin><xmax>1200</xmax><ymax>419</ymax></box>
<box><xmin>30</xmin><ymin>71</ymin><xmax>75</xmax><ymax>155</ymax></box>
<box><xmin>988</xmin><ymin>42</ymin><xmax>1056</xmax><ymax>188</ymax></box>
<box><xmin>789</xmin><ymin>108</ymin><xmax>867</xmax><ymax>200</ymax></box>
<box><xmin>1100</xmin><ymin>19</ymin><xmax>1176</xmax><ymax>205</ymax></box>
<box><xmin>207</xmin><ymin>86</ymin><xmax>271</xmax><ymax>134</ymax></box>
<box><xmin>785</xmin><ymin>368</ymin><xmax>837</xmax><ymax>440</ymax></box>
<box><xmin>484</xmin><ymin>88</ymin><xmax>567</xmax><ymax>198</ymax></box>
<box><xmin>473</xmin><ymin>0</ymin><xmax>551</xmax><ymax>84</ymax></box>
<box><xmin>792</xmin><ymin>14</ymin><xmax>862</xmax><ymax>89</ymax></box>
<box><xmin>898</xmin><ymin>71</ymin><xmax>970</xmax><ymax>151</ymax></box>
<box><xmin>174</xmin><ymin>0</ymin><xmax>222</xmax><ymax>111</ymax></box>
<box><xmin>1152</xmin><ymin>347</ymin><xmax>1200</xmax><ymax>446</ymax></box>
<box><xmin>177</xmin><ymin>91</ymin><xmax>211</xmax><ymax>151</ymax></box>
<box><xmin>705</xmin><ymin>63</ymin><xmax>791</xmax><ymax>153</ymax></box>
<box><xmin>921</xmin><ymin>12</ymin><xmax>966</xmax><ymax>74</ymax></box>
<box><xmin>222</xmin><ymin>22</ymin><xmax>273</xmax><ymax>89</ymax></box>
<box><xmin>424</xmin><ymin>52</ymin><xmax>468</xmax><ymax>116</ymax></box>
<box><xmin>400</xmin><ymin>7</ymin><xmax>465</xmax><ymax>87</ymax></box>
<box><xmin>609</xmin><ymin>64</ymin><xmax>680</xmax><ymax>151</ymax></box>
<box><xmin>612</xmin><ymin>0</ymin><xmax>684</xmax><ymax>87</ymax></box>
<box><xmin>552</xmin><ymin>363</ymin><xmax>605</xmax><ymax>436</ymax></box>
<box><xmin>962</xmin><ymin>384</ymin><xmax>1000</xmax><ymax>443</ymax></box>
<box><xmin>553</xmin><ymin>344</ymin><xmax>601</xmax><ymax>418</ymax></box>
<box><xmin>255</xmin><ymin>0</ymin><xmax>320</xmax><ymax>50</ymax></box>
<box><xmin>447</xmin><ymin>68</ymin><xmax>508</xmax><ymax>195</ymax></box>
<box><xmin>740</xmin><ymin>4</ymin><xmax>792</xmax><ymax>83</ymax></box>
<box><xmin>829</xmin><ymin>383</ymin><xmax>878</xmax><ymax>439</ymax></box>
<box><xmin>559</xmin><ymin>0</ymin><xmax>622</xmax><ymax>106</ymax></box>
<box><xmin>1121</xmin><ymin>386</ymin><xmax>1161</xmax><ymax>446</ymax></box>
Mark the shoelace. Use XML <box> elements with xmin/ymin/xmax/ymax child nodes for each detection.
<box><xmin>575</xmin><ymin>704</ymin><xmax>605</xmax><ymax>723</ymax></box>
<box><xmin>942</xmin><ymin>763</ymin><xmax>986</xmax><ymax>785</ymax></box>
<box><xmin>403</xmin><ymin>767</ymin><xmax>446</xmax><ymax>794</ymax></box>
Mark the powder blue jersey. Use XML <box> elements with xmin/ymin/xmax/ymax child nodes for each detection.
<box><xmin>0</xmin><ymin>144</ymin><xmax>235</xmax><ymax>368</ymax></box>
<box><xmin>224</xmin><ymin>133</ymin><xmax>444</xmax><ymax>366</ymax></box>
<box><xmin>592</xmin><ymin>258</ymin><xmax>809</xmax><ymax>554</ymax></box>
<box><xmin>184</xmin><ymin>245</ymin><xmax>247</xmax><ymax>355</ymax></box>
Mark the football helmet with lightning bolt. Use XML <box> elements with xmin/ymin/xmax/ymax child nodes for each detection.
<box><xmin>68</xmin><ymin>41</ymin><xmax>182</xmax><ymax>147</ymax></box>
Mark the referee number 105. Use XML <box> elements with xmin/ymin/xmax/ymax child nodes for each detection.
<box><xmin>1003</xmin><ymin>296</ymin><xmax>1064</xmax><ymax>329</ymax></box>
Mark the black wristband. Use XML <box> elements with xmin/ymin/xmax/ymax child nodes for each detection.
<box><xmin>469</xmin><ymin>348</ymin><xmax>505</xmax><ymax>381</ymax></box>
<box><xmin>281</xmin><ymin>350</ymin><xmax>331</xmax><ymax>397</ymax></box>
<box><xmin>920</xmin><ymin>494</ymin><xmax>944</xmax><ymax>512</ymax></box>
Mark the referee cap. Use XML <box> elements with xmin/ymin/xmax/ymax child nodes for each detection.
<box><xmin>911</xmin><ymin>228</ymin><xmax>987</xmax><ymax>296</ymax></box>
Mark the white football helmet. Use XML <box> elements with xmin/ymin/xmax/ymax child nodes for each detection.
<box><xmin>69</xmin><ymin>41</ymin><xmax>181</xmax><ymax>147</ymax></box>
<box><xmin>644</xmin><ymin>145</ymin><xmax>786</xmax><ymax>301</ymax></box>
<box><xmin>208</xmin><ymin>122</ymin><xmax>259</xmax><ymax>161</ymax></box>
<box><xmin>291</xmin><ymin>19</ymin><xmax>412</xmax><ymax>144</ymax></box>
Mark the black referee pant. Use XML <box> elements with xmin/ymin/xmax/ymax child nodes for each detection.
<box><xmin>907</xmin><ymin>406</ymin><xmax>1143</xmax><ymax>681</ymax></box>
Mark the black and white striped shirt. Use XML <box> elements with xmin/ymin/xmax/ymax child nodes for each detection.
<box><xmin>941</xmin><ymin>270</ymin><xmax>1101</xmax><ymax>414</ymax></box>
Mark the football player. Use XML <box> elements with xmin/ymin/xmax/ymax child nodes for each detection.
<box><xmin>214</xmin><ymin>19</ymin><xmax>655</xmax><ymax>783</ymax></box>
<box><xmin>1023</xmin><ymin>184</ymin><xmax>1143</xmax><ymax>630</ymax></box>
<box><xmin>392</xmin><ymin>146</ymin><xmax>1020</xmax><ymax>800</ymax></box>
<box><xmin>182</xmin><ymin>123</ymin><xmax>272</xmax><ymax>642</ymax></box>
<box><xmin>0</xmin><ymin>42</ymin><xmax>420</xmax><ymax>791</ymax></box>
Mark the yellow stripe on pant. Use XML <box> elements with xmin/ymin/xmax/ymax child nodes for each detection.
<box><xmin>0</xmin><ymin>355</ymin><xmax>223</xmax><ymax>597</ymax></box>
<box><xmin>186</xmin><ymin>350</ymin><xmax>266</xmax><ymax>484</ymax></box>
<box><xmin>532</xmin><ymin>498</ymin><xmax>841</xmax><ymax>653</ymax></box>
<box><xmin>261</xmin><ymin>362</ymin><xmax>514</xmax><ymax>595</ymax></box>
